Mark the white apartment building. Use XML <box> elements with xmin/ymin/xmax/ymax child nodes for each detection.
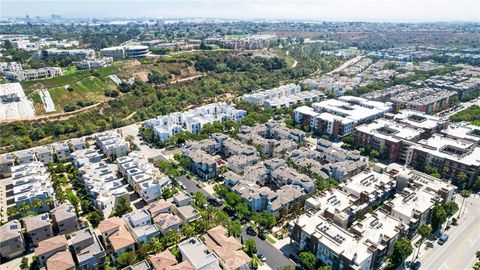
<box><xmin>75</xmin><ymin>57</ymin><xmax>113</xmax><ymax>70</ymax></box>
<box><xmin>145</xmin><ymin>102</ymin><xmax>247</xmax><ymax>142</ymax></box>
<box><xmin>39</xmin><ymin>48</ymin><xmax>95</xmax><ymax>60</ymax></box>
<box><xmin>242</xmin><ymin>84</ymin><xmax>301</xmax><ymax>105</ymax></box>
<box><xmin>117</xmin><ymin>153</ymin><xmax>171</xmax><ymax>203</ymax></box>
<box><xmin>291</xmin><ymin>211</ymin><xmax>373</xmax><ymax>270</ymax></box>
<box><xmin>34</xmin><ymin>145</ymin><xmax>54</xmax><ymax>165</ymax></box>
<box><xmin>5</xmin><ymin>67</ymin><xmax>63</xmax><ymax>81</ymax></box>
<box><xmin>95</xmin><ymin>131</ymin><xmax>129</xmax><ymax>160</ymax></box>
<box><xmin>0</xmin><ymin>62</ymin><xmax>22</xmax><ymax>73</ymax></box>
<box><xmin>339</xmin><ymin>170</ymin><xmax>397</xmax><ymax>206</ymax></box>
<box><xmin>11</xmin><ymin>162</ymin><xmax>54</xmax><ymax>212</ymax></box>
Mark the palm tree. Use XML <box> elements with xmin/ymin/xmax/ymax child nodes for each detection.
<box><xmin>32</xmin><ymin>199</ymin><xmax>43</xmax><ymax>210</ymax></box>
<box><xmin>7</xmin><ymin>207</ymin><xmax>18</xmax><ymax>218</ymax></box>
<box><xmin>458</xmin><ymin>190</ymin><xmax>471</xmax><ymax>219</ymax></box>
<box><xmin>182</xmin><ymin>223</ymin><xmax>196</xmax><ymax>238</ymax></box>
<box><xmin>46</xmin><ymin>197</ymin><xmax>54</xmax><ymax>208</ymax></box>
<box><xmin>19</xmin><ymin>202</ymin><xmax>30</xmax><ymax>214</ymax></box>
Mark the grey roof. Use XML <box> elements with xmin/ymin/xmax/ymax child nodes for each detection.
<box><xmin>24</xmin><ymin>213</ymin><xmax>51</xmax><ymax>232</ymax></box>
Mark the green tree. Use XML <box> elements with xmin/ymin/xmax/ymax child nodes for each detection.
<box><xmin>299</xmin><ymin>251</ymin><xmax>317</xmax><ymax>270</ymax></box>
<box><xmin>7</xmin><ymin>206</ymin><xmax>18</xmax><ymax>218</ymax></box>
<box><xmin>112</xmin><ymin>197</ymin><xmax>132</xmax><ymax>217</ymax></box>
<box><xmin>117</xmin><ymin>251</ymin><xmax>138</xmax><ymax>268</ymax></box>
<box><xmin>369</xmin><ymin>149</ymin><xmax>379</xmax><ymax>159</ymax></box>
<box><xmin>148</xmin><ymin>237</ymin><xmax>164</xmax><ymax>254</ymax></box>
<box><xmin>182</xmin><ymin>223</ymin><xmax>196</xmax><ymax>238</ymax></box>
<box><xmin>226</xmin><ymin>221</ymin><xmax>242</xmax><ymax>238</ymax></box>
<box><xmin>192</xmin><ymin>192</ymin><xmax>207</xmax><ymax>208</ymax></box>
<box><xmin>86</xmin><ymin>211</ymin><xmax>102</xmax><ymax>227</ymax></box>
<box><xmin>256</xmin><ymin>211</ymin><xmax>277</xmax><ymax>229</ymax></box>
<box><xmin>391</xmin><ymin>238</ymin><xmax>413</xmax><ymax>266</ymax></box>
<box><xmin>431</xmin><ymin>205</ymin><xmax>447</xmax><ymax>232</ymax></box>
<box><xmin>244</xmin><ymin>239</ymin><xmax>257</xmax><ymax>256</ymax></box>
<box><xmin>416</xmin><ymin>224</ymin><xmax>432</xmax><ymax>259</ymax></box>
<box><xmin>213</xmin><ymin>210</ymin><xmax>230</xmax><ymax>227</ymax></box>
<box><xmin>20</xmin><ymin>257</ymin><xmax>29</xmax><ymax>270</ymax></box>
<box><xmin>318</xmin><ymin>266</ymin><xmax>332</xmax><ymax>270</ymax></box>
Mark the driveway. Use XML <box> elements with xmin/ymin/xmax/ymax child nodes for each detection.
<box><xmin>242</xmin><ymin>226</ymin><xmax>296</xmax><ymax>270</ymax></box>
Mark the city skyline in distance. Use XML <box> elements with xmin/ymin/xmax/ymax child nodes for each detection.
<box><xmin>2</xmin><ymin>0</ymin><xmax>480</xmax><ymax>22</ymax></box>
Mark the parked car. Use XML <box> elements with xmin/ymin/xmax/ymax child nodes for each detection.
<box><xmin>246</xmin><ymin>227</ymin><xmax>257</xmax><ymax>236</ymax></box>
<box><xmin>438</xmin><ymin>233</ymin><xmax>449</xmax><ymax>245</ymax></box>
<box><xmin>258</xmin><ymin>231</ymin><xmax>267</xmax><ymax>240</ymax></box>
<box><xmin>257</xmin><ymin>254</ymin><xmax>267</xmax><ymax>262</ymax></box>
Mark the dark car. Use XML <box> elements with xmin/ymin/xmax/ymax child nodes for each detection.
<box><xmin>246</xmin><ymin>227</ymin><xmax>257</xmax><ymax>236</ymax></box>
<box><xmin>438</xmin><ymin>233</ymin><xmax>449</xmax><ymax>245</ymax></box>
<box><xmin>208</xmin><ymin>198</ymin><xmax>221</xmax><ymax>206</ymax></box>
<box><xmin>258</xmin><ymin>231</ymin><xmax>267</xmax><ymax>240</ymax></box>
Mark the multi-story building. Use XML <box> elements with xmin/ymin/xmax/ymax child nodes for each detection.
<box><xmin>291</xmin><ymin>211</ymin><xmax>373</xmax><ymax>270</ymax></box>
<box><xmin>5</xmin><ymin>67</ymin><xmax>63</xmax><ymax>81</ymax></box>
<box><xmin>145</xmin><ymin>103</ymin><xmax>247</xmax><ymax>142</ymax></box>
<box><xmin>52</xmin><ymin>142</ymin><xmax>71</xmax><ymax>161</ymax></box>
<box><xmin>242</xmin><ymin>84</ymin><xmax>324</xmax><ymax>109</ymax></box>
<box><xmin>178</xmin><ymin>237</ymin><xmax>222</xmax><ymax>270</ymax></box>
<box><xmin>0</xmin><ymin>220</ymin><xmax>25</xmax><ymax>259</ymax></box>
<box><xmin>123</xmin><ymin>209</ymin><xmax>160</xmax><ymax>245</ymax></box>
<box><xmin>46</xmin><ymin>251</ymin><xmax>75</xmax><ymax>270</ymax></box>
<box><xmin>11</xmin><ymin>162</ymin><xmax>54</xmax><ymax>212</ymax></box>
<box><xmin>271</xmin><ymin>165</ymin><xmax>315</xmax><ymax>193</ymax></box>
<box><xmin>98</xmin><ymin>217</ymin><xmax>135</xmax><ymax>257</ymax></box>
<box><xmin>406</xmin><ymin>134</ymin><xmax>480</xmax><ymax>184</ymax></box>
<box><xmin>441</xmin><ymin>123</ymin><xmax>480</xmax><ymax>145</ymax></box>
<box><xmin>204</xmin><ymin>226</ymin><xmax>251</xmax><ymax>270</ymax></box>
<box><xmin>34</xmin><ymin>145</ymin><xmax>54</xmax><ymax>165</ymax></box>
<box><xmin>23</xmin><ymin>213</ymin><xmax>54</xmax><ymax>246</ymax></box>
<box><xmin>101</xmin><ymin>45</ymin><xmax>149</xmax><ymax>59</ymax></box>
<box><xmin>117</xmin><ymin>153</ymin><xmax>171</xmax><ymax>202</ymax></box>
<box><xmin>355</xmin><ymin>119</ymin><xmax>425</xmax><ymax>162</ymax></box>
<box><xmin>35</xmin><ymin>235</ymin><xmax>68</xmax><ymax>267</ymax></box>
<box><xmin>392</xmin><ymin>110</ymin><xmax>446</xmax><ymax>138</ymax></box>
<box><xmin>68</xmin><ymin>228</ymin><xmax>106</xmax><ymax>269</ymax></box>
<box><xmin>51</xmin><ymin>203</ymin><xmax>79</xmax><ymax>235</ymax></box>
<box><xmin>37</xmin><ymin>48</ymin><xmax>95</xmax><ymax>60</ymax></box>
<box><xmin>95</xmin><ymin>131</ymin><xmax>129</xmax><ymax>160</ymax></box>
<box><xmin>0</xmin><ymin>61</ymin><xmax>22</xmax><ymax>73</ymax></box>
<box><xmin>74</xmin><ymin>57</ymin><xmax>113</xmax><ymax>70</ymax></box>
<box><xmin>294</xmin><ymin>96</ymin><xmax>391</xmax><ymax>138</ymax></box>
<box><xmin>389</xmin><ymin>88</ymin><xmax>457</xmax><ymax>114</ymax></box>
<box><xmin>14</xmin><ymin>149</ymin><xmax>36</xmax><ymax>164</ymax></box>
<box><xmin>183</xmin><ymin>150</ymin><xmax>218</xmax><ymax>180</ymax></box>
<box><xmin>0</xmin><ymin>153</ymin><xmax>15</xmax><ymax>178</ymax></box>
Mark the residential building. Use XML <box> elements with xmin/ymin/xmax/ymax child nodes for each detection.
<box><xmin>0</xmin><ymin>153</ymin><xmax>15</xmax><ymax>178</ymax></box>
<box><xmin>5</xmin><ymin>67</ymin><xmax>63</xmax><ymax>81</ymax></box>
<box><xmin>392</xmin><ymin>110</ymin><xmax>446</xmax><ymax>138</ymax></box>
<box><xmin>11</xmin><ymin>162</ymin><xmax>54</xmax><ymax>212</ymax></box>
<box><xmin>95</xmin><ymin>131</ymin><xmax>129</xmax><ymax>160</ymax></box>
<box><xmin>145</xmin><ymin>103</ymin><xmax>246</xmax><ymax>142</ymax></box>
<box><xmin>242</xmin><ymin>84</ymin><xmax>324</xmax><ymax>109</ymax></box>
<box><xmin>0</xmin><ymin>220</ymin><xmax>25</xmax><ymax>259</ymax></box>
<box><xmin>15</xmin><ymin>149</ymin><xmax>36</xmax><ymax>164</ymax></box>
<box><xmin>183</xmin><ymin>150</ymin><xmax>218</xmax><ymax>180</ymax></box>
<box><xmin>291</xmin><ymin>211</ymin><xmax>373</xmax><ymax>270</ymax></box>
<box><xmin>38</xmin><ymin>48</ymin><xmax>95</xmax><ymax>60</ymax></box>
<box><xmin>271</xmin><ymin>166</ymin><xmax>315</xmax><ymax>193</ymax></box>
<box><xmin>68</xmin><ymin>228</ymin><xmax>106</xmax><ymax>269</ymax></box>
<box><xmin>149</xmin><ymin>250</ymin><xmax>178</xmax><ymax>270</ymax></box>
<box><xmin>51</xmin><ymin>203</ymin><xmax>78</xmax><ymax>235</ymax></box>
<box><xmin>389</xmin><ymin>88</ymin><xmax>457</xmax><ymax>114</ymax></box>
<box><xmin>339</xmin><ymin>170</ymin><xmax>397</xmax><ymax>206</ymax></box>
<box><xmin>123</xmin><ymin>209</ymin><xmax>160</xmax><ymax>245</ymax></box>
<box><xmin>406</xmin><ymin>134</ymin><xmax>480</xmax><ymax>184</ymax></box>
<box><xmin>75</xmin><ymin>57</ymin><xmax>113</xmax><ymax>69</ymax></box>
<box><xmin>98</xmin><ymin>217</ymin><xmax>135</xmax><ymax>257</ymax></box>
<box><xmin>23</xmin><ymin>213</ymin><xmax>54</xmax><ymax>246</ymax></box>
<box><xmin>35</xmin><ymin>235</ymin><xmax>68</xmax><ymax>266</ymax></box>
<box><xmin>0</xmin><ymin>61</ymin><xmax>22</xmax><ymax>73</ymax></box>
<box><xmin>177</xmin><ymin>238</ymin><xmax>221</xmax><ymax>270</ymax></box>
<box><xmin>52</xmin><ymin>142</ymin><xmax>71</xmax><ymax>161</ymax></box>
<box><xmin>204</xmin><ymin>226</ymin><xmax>251</xmax><ymax>270</ymax></box>
<box><xmin>69</xmin><ymin>137</ymin><xmax>87</xmax><ymax>151</ymax></box>
<box><xmin>34</xmin><ymin>145</ymin><xmax>54</xmax><ymax>165</ymax></box>
<box><xmin>355</xmin><ymin>119</ymin><xmax>425</xmax><ymax>162</ymax></box>
<box><xmin>441</xmin><ymin>123</ymin><xmax>480</xmax><ymax>145</ymax></box>
<box><xmin>45</xmin><ymin>250</ymin><xmax>76</xmax><ymax>270</ymax></box>
<box><xmin>226</xmin><ymin>155</ymin><xmax>260</xmax><ymax>175</ymax></box>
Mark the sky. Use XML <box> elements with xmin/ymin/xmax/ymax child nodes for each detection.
<box><xmin>1</xmin><ymin>0</ymin><xmax>479</xmax><ymax>22</ymax></box>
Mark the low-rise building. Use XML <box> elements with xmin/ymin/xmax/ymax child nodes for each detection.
<box><xmin>34</xmin><ymin>145</ymin><xmax>55</xmax><ymax>165</ymax></box>
<box><xmin>441</xmin><ymin>123</ymin><xmax>480</xmax><ymax>145</ymax></box>
<box><xmin>0</xmin><ymin>153</ymin><xmax>15</xmax><ymax>178</ymax></box>
<box><xmin>51</xmin><ymin>203</ymin><xmax>78</xmax><ymax>235</ymax></box>
<box><xmin>184</xmin><ymin>150</ymin><xmax>218</xmax><ymax>180</ymax></box>
<box><xmin>178</xmin><ymin>237</ymin><xmax>222</xmax><ymax>270</ymax></box>
<box><xmin>96</xmin><ymin>131</ymin><xmax>129</xmax><ymax>160</ymax></box>
<box><xmin>204</xmin><ymin>226</ymin><xmax>251</xmax><ymax>270</ymax></box>
<box><xmin>123</xmin><ymin>209</ymin><xmax>160</xmax><ymax>245</ymax></box>
<box><xmin>24</xmin><ymin>213</ymin><xmax>54</xmax><ymax>246</ymax></box>
<box><xmin>98</xmin><ymin>217</ymin><xmax>136</xmax><ymax>257</ymax></box>
<box><xmin>68</xmin><ymin>228</ymin><xmax>106</xmax><ymax>269</ymax></box>
<box><xmin>5</xmin><ymin>67</ymin><xmax>63</xmax><ymax>81</ymax></box>
<box><xmin>45</xmin><ymin>250</ymin><xmax>76</xmax><ymax>270</ymax></box>
<box><xmin>75</xmin><ymin>57</ymin><xmax>113</xmax><ymax>69</ymax></box>
<box><xmin>0</xmin><ymin>220</ymin><xmax>25</xmax><ymax>259</ymax></box>
<box><xmin>35</xmin><ymin>235</ymin><xmax>68</xmax><ymax>267</ymax></box>
<box><xmin>52</xmin><ymin>142</ymin><xmax>72</xmax><ymax>161</ymax></box>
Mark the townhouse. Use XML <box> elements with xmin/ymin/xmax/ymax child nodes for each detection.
<box><xmin>0</xmin><ymin>220</ymin><xmax>25</xmax><ymax>259</ymax></box>
<box><xmin>177</xmin><ymin>238</ymin><xmax>222</xmax><ymax>270</ymax></box>
<box><xmin>98</xmin><ymin>217</ymin><xmax>136</xmax><ymax>257</ymax></box>
<box><xmin>23</xmin><ymin>213</ymin><xmax>54</xmax><ymax>246</ymax></box>
<box><xmin>123</xmin><ymin>209</ymin><xmax>160</xmax><ymax>245</ymax></box>
<box><xmin>5</xmin><ymin>67</ymin><xmax>63</xmax><ymax>81</ymax></box>
<box><xmin>95</xmin><ymin>131</ymin><xmax>129</xmax><ymax>160</ymax></box>
<box><xmin>68</xmin><ymin>228</ymin><xmax>107</xmax><ymax>269</ymax></box>
<box><xmin>35</xmin><ymin>235</ymin><xmax>69</xmax><ymax>267</ymax></box>
<box><xmin>75</xmin><ymin>57</ymin><xmax>113</xmax><ymax>70</ymax></box>
<box><xmin>204</xmin><ymin>226</ymin><xmax>251</xmax><ymax>270</ymax></box>
<box><xmin>0</xmin><ymin>153</ymin><xmax>15</xmax><ymax>178</ymax></box>
<box><xmin>183</xmin><ymin>150</ymin><xmax>218</xmax><ymax>180</ymax></box>
<box><xmin>51</xmin><ymin>203</ymin><xmax>79</xmax><ymax>235</ymax></box>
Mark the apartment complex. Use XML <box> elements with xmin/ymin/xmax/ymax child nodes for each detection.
<box><xmin>145</xmin><ymin>102</ymin><xmax>247</xmax><ymax>142</ymax></box>
<box><xmin>5</xmin><ymin>67</ymin><xmax>63</xmax><ymax>81</ymax></box>
<box><xmin>242</xmin><ymin>84</ymin><xmax>324</xmax><ymax>110</ymax></box>
<box><xmin>294</xmin><ymin>96</ymin><xmax>392</xmax><ymax>138</ymax></box>
<box><xmin>101</xmin><ymin>45</ymin><xmax>149</xmax><ymax>59</ymax></box>
<box><xmin>74</xmin><ymin>57</ymin><xmax>113</xmax><ymax>70</ymax></box>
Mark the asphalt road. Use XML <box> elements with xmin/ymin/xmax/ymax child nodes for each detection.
<box><xmin>242</xmin><ymin>226</ymin><xmax>296</xmax><ymax>270</ymax></box>
<box><xmin>418</xmin><ymin>195</ymin><xmax>480</xmax><ymax>270</ymax></box>
<box><xmin>177</xmin><ymin>175</ymin><xmax>213</xmax><ymax>199</ymax></box>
